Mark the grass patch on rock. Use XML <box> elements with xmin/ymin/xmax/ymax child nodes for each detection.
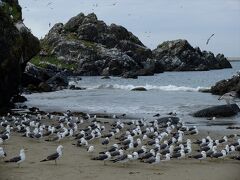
<box><xmin>30</xmin><ymin>55</ymin><xmax>77</xmax><ymax>70</ymax></box>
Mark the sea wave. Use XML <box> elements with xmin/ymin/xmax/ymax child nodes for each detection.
<box><xmin>86</xmin><ymin>84</ymin><xmax>209</xmax><ymax>92</ymax></box>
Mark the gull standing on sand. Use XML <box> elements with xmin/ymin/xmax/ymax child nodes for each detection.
<box><xmin>191</xmin><ymin>151</ymin><xmax>207</xmax><ymax>160</ymax></box>
<box><xmin>0</xmin><ymin>147</ymin><xmax>7</xmax><ymax>159</ymax></box>
<box><xmin>162</xmin><ymin>153</ymin><xmax>171</xmax><ymax>161</ymax></box>
<box><xmin>212</xmin><ymin>149</ymin><xmax>227</xmax><ymax>158</ymax></box>
<box><xmin>218</xmin><ymin>91</ymin><xmax>238</xmax><ymax>105</ymax></box>
<box><xmin>145</xmin><ymin>153</ymin><xmax>161</xmax><ymax>164</ymax></box>
<box><xmin>40</xmin><ymin>145</ymin><xmax>63</xmax><ymax>165</ymax></box>
<box><xmin>87</xmin><ymin>145</ymin><xmax>95</xmax><ymax>156</ymax></box>
<box><xmin>5</xmin><ymin>149</ymin><xmax>25</xmax><ymax>167</ymax></box>
<box><xmin>92</xmin><ymin>152</ymin><xmax>111</xmax><ymax>165</ymax></box>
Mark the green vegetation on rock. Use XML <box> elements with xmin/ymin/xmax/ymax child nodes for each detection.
<box><xmin>30</xmin><ymin>55</ymin><xmax>77</xmax><ymax>70</ymax></box>
<box><xmin>81</xmin><ymin>40</ymin><xmax>98</xmax><ymax>49</ymax></box>
<box><xmin>1</xmin><ymin>2</ymin><xmax>22</xmax><ymax>22</ymax></box>
<box><xmin>66</xmin><ymin>33</ymin><xmax>78</xmax><ymax>41</ymax></box>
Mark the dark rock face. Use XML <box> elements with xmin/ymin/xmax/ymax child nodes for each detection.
<box><xmin>193</xmin><ymin>104</ymin><xmax>240</xmax><ymax>117</ymax></box>
<box><xmin>153</xmin><ymin>39</ymin><xmax>232</xmax><ymax>71</ymax></box>
<box><xmin>0</xmin><ymin>0</ymin><xmax>40</xmax><ymax>108</ymax></box>
<box><xmin>23</xmin><ymin>63</ymin><xmax>69</xmax><ymax>92</ymax></box>
<box><xmin>69</xmin><ymin>85</ymin><xmax>86</xmax><ymax>90</ymax></box>
<box><xmin>210</xmin><ymin>73</ymin><xmax>240</xmax><ymax>96</ymax></box>
<box><xmin>11</xmin><ymin>95</ymin><xmax>27</xmax><ymax>103</ymax></box>
<box><xmin>39</xmin><ymin>13</ymin><xmax>163</xmax><ymax>77</ymax></box>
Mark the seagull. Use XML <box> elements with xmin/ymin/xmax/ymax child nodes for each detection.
<box><xmin>206</xmin><ymin>146</ymin><xmax>217</xmax><ymax>157</ymax></box>
<box><xmin>230</xmin><ymin>155</ymin><xmax>240</xmax><ymax>161</ymax></box>
<box><xmin>140</xmin><ymin>149</ymin><xmax>155</xmax><ymax>160</ymax></box>
<box><xmin>0</xmin><ymin>147</ymin><xmax>7</xmax><ymax>159</ymax></box>
<box><xmin>171</xmin><ymin>149</ymin><xmax>185</xmax><ymax>159</ymax></box>
<box><xmin>99</xmin><ymin>144</ymin><xmax>118</xmax><ymax>154</ymax></box>
<box><xmin>212</xmin><ymin>149</ymin><xmax>227</xmax><ymax>158</ymax></box>
<box><xmin>218</xmin><ymin>136</ymin><xmax>228</xmax><ymax>144</ymax></box>
<box><xmin>47</xmin><ymin>2</ymin><xmax>52</xmax><ymax>6</ymax></box>
<box><xmin>92</xmin><ymin>152</ymin><xmax>111</xmax><ymax>165</ymax></box>
<box><xmin>110</xmin><ymin>149</ymin><xmax>124</xmax><ymax>157</ymax></box>
<box><xmin>0</xmin><ymin>133</ymin><xmax>10</xmax><ymax>142</ymax></box>
<box><xmin>102</xmin><ymin>137</ymin><xmax>110</xmax><ymax>147</ymax></box>
<box><xmin>206</xmin><ymin>33</ymin><xmax>215</xmax><ymax>45</ymax></box>
<box><xmin>191</xmin><ymin>151</ymin><xmax>207</xmax><ymax>160</ymax></box>
<box><xmin>87</xmin><ymin>145</ymin><xmax>95</xmax><ymax>155</ymax></box>
<box><xmin>40</xmin><ymin>145</ymin><xmax>63</xmax><ymax>165</ymax></box>
<box><xmin>145</xmin><ymin>153</ymin><xmax>161</xmax><ymax>164</ymax></box>
<box><xmin>230</xmin><ymin>139</ymin><xmax>240</xmax><ymax>147</ymax></box>
<box><xmin>162</xmin><ymin>153</ymin><xmax>171</xmax><ymax>161</ymax></box>
<box><xmin>136</xmin><ymin>146</ymin><xmax>147</xmax><ymax>158</ymax></box>
<box><xmin>111</xmin><ymin>154</ymin><xmax>133</xmax><ymax>163</ymax></box>
<box><xmin>5</xmin><ymin>149</ymin><xmax>26</xmax><ymax>167</ymax></box>
<box><xmin>218</xmin><ymin>91</ymin><xmax>237</xmax><ymax>105</ymax></box>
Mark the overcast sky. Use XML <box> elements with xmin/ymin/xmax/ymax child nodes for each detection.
<box><xmin>19</xmin><ymin>0</ymin><xmax>240</xmax><ymax>57</ymax></box>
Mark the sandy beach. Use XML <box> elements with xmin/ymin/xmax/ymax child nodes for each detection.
<box><xmin>1</xmin><ymin>0</ymin><xmax>240</xmax><ymax>180</ymax></box>
<box><xmin>0</xmin><ymin>115</ymin><xmax>239</xmax><ymax>180</ymax></box>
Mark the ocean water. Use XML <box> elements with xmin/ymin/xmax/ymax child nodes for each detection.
<box><xmin>23</xmin><ymin>62</ymin><xmax>240</xmax><ymax>126</ymax></box>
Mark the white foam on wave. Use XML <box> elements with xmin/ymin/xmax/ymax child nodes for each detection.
<box><xmin>85</xmin><ymin>84</ymin><xmax>208</xmax><ymax>92</ymax></box>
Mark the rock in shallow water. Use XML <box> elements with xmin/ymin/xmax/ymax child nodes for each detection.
<box><xmin>193</xmin><ymin>104</ymin><xmax>240</xmax><ymax>117</ymax></box>
<box><xmin>153</xmin><ymin>39</ymin><xmax>232</xmax><ymax>71</ymax></box>
<box><xmin>131</xmin><ymin>87</ymin><xmax>147</xmax><ymax>91</ymax></box>
<box><xmin>210</xmin><ymin>73</ymin><xmax>240</xmax><ymax>96</ymax></box>
<box><xmin>157</xmin><ymin>116</ymin><xmax>180</xmax><ymax>124</ymax></box>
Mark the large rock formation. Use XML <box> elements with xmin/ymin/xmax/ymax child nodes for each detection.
<box><xmin>193</xmin><ymin>104</ymin><xmax>240</xmax><ymax>117</ymax></box>
<box><xmin>153</xmin><ymin>39</ymin><xmax>232</xmax><ymax>71</ymax></box>
<box><xmin>0</xmin><ymin>0</ymin><xmax>40</xmax><ymax>108</ymax></box>
<box><xmin>210</xmin><ymin>73</ymin><xmax>240</xmax><ymax>96</ymax></box>
<box><xmin>23</xmin><ymin>63</ymin><xmax>69</xmax><ymax>92</ymax></box>
<box><xmin>37</xmin><ymin>13</ymin><xmax>163</xmax><ymax>77</ymax></box>
<box><xmin>32</xmin><ymin>14</ymin><xmax>232</xmax><ymax>78</ymax></box>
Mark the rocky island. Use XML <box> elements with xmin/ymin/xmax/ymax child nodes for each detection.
<box><xmin>26</xmin><ymin>13</ymin><xmax>231</xmax><ymax>83</ymax></box>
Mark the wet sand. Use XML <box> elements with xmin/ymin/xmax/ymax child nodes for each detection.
<box><xmin>0</xmin><ymin>117</ymin><xmax>240</xmax><ymax>180</ymax></box>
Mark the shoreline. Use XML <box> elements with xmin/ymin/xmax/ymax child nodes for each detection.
<box><xmin>1</xmin><ymin>110</ymin><xmax>240</xmax><ymax>180</ymax></box>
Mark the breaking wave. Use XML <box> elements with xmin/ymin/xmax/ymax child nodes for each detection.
<box><xmin>87</xmin><ymin>84</ymin><xmax>208</xmax><ymax>92</ymax></box>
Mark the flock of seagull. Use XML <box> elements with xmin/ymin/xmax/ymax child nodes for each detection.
<box><xmin>0</xmin><ymin>109</ymin><xmax>240</xmax><ymax>168</ymax></box>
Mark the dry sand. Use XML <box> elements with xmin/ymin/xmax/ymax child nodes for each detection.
<box><xmin>0</xmin><ymin>117</ymin><xmax>240</xmax><ymax>180</ymax></box>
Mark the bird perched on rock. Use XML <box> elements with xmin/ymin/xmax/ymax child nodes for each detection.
<box><xmin>40</xmin><ymin>145</ymin><xmax>63</xmax><ymax>165</ymax></box>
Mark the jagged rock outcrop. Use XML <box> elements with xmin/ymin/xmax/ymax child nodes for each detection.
<box><xmin>23</xmin><ymin>63</ymin><xmax>69</xmax><ymax>92</ymax></box>
<box><xmin>37</xmin><ymin>13</ymin><xmax>163</xmax><ymax>76</ymax></box>
<box><xmin>153</xmin><ymin>39</ymin><xmax>232</xmax><ymax>71</ymax></box>
<box><xmin>210</xmin><ymin>73</ymin><xmax>240</xmax><ymax>96</ymax></box>
<box><xmin>0</xmin><ymin>0</ymin><xmax>40</xmax><ymax>108</ymax></box>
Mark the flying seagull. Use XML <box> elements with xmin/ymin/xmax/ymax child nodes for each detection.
<box><xmin>5</xmin><ymin>149</ymin><xmax>25</xmax><ymax>167</ymax></box>
<box><xmin>40</xmin><ymin>145</ymin><xmax>63</xmax><ymax>165</ymax></box>
<box><xmin>206</xmin><ymin>33</ymin><xmax>215</xmax><ymax>45</ymax></box>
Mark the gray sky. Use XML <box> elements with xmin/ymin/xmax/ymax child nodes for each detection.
<box><xmin>19</xmin><ymin>0</ymin><xmax>240</xmax><ymax>57</ymax></box>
